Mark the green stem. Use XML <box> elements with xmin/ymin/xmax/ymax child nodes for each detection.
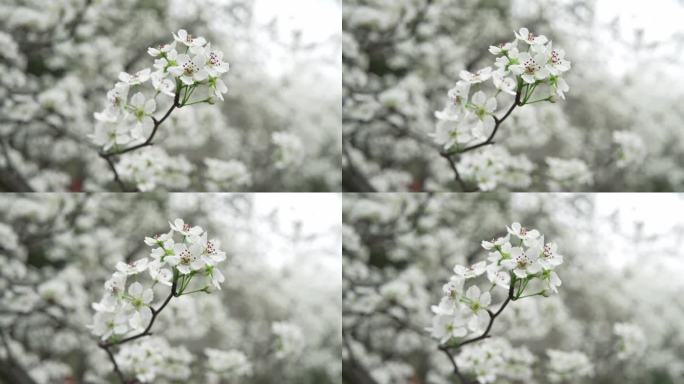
<box><xmin>183</xmin><ymin>98</ymin><xmax>211</xmax><ymax>106</ymax></box>
<box><xmin>179</xmin><ymin>287</ymin><xmax>208</xmax><ymax>296</ymax></box>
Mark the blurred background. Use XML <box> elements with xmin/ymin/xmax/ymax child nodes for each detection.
<box><xmin>0</xmin><ymin>0</ymin><xmax>341</xmax><ymax>192</ymax></box>
<box><xmin>343</xmin><ymin>0</ymin><xmax>684</xmax><ymax>191</ymax></box>
<box><xmin>0</xmin><ymin>193</ymin><xmax>342</xmax><ymax>383</ymax></box>
<box><xmin>343</xmin><ymin>193</ymin><xmax>684</xmax><ymax>383</ymax></box>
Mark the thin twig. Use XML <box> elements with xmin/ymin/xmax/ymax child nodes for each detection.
<box><xmin>441</xmin><ymin>88</ymin><xmax>523</xmax><ymax>191</ymax></box>
<box><xmin>440</xmin><ymin>276</ymin><xmax>517</xmax><ymax>383</ymax></box>
<box><xmin>98</xmin><ymin>279</ymin><xmax>178</xmax><ymax>383</ymax></box>
<box><xmin>99</xmin><ymin>83</ymin><xmax>182</xmax><ymax>191</ymax></box>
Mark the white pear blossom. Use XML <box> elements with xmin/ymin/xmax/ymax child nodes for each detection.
<box><xmin>514</xmin><ymin>27</ymin><xmax>548</xmax><ymax>45</ymax></box>
<box><xmin>460</xmin><ymin>67</ymin><xmax>493</xmax><ymax>84</ymax></box>
<box><xmin>127</xmin><ymin>92</ymin><xmax>156</xmax><ymax>140</ymax></box>
<box><xmin>510</xmin><ymin>52</ymin><xmax>550</xmax><ymax>84</ymax></box>
<box><xmin>464</xmin><ymin>285</ymin><xmax>491</xmax><ymax>331</ymax></box>
<box><xmin>613</xmin><ymin>322</ymin><xmax>647</xmax><ymax>360</ymax></box>
<box><xmin>167</xmin><ymin>242</ymin><xmax>204</xmax><ymax>274</ymax></box>
<box><xmin>613</xmin><ymin>130</ymin><xmax>646</xmax><ymax>168</ymax></box>
<box><xmin>168</xmin><ymin>54</ymin><xmax>209</xmax><ymax>85</ymax></box>
<box><xmin>453</xmin><ymin>261</ymin><xmax>487</xmax><ymax>279</ymax></box>
<box><xmin>126</xmin><ymin>281</ymin><xmax>154</xmax><ymax>330</ymax></box>
<box><xmin>501</xmin><ymin>246</ymin><xmax>542</xmax><ymax>278</ymax></box>
<box><xmin>173</xmin><ymin>29</ymin><xmax>207</xmax><ymax>47</ymax></box>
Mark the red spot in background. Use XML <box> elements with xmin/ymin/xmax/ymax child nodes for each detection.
<box><xmin>69</xmin><ymin>179</ymin><xmax>83</xmax><ymax>192</ymax></box>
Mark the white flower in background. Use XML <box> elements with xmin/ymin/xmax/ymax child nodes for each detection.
<box><xmin>453</xmin><ymin>261</ymin><xmax>486</xmax><ymax>279</ymax></box>
<box><xmin>173</xmin><ymin>29</ymin><xmax>207</xmax><ymax>47</ymax></box>
<box><xmin>613</xmin><ymin>130</ymin><xmax>646</xmax><ymax>168</ymax></box>
<box><xmin>457</xmin><ymin>146</ymin><xmax>535</xmax><ymax>191</ymax></box>
<box><xmin>460</xmin><ymin>67</ymin><xmax>493</xmax><ymax>84</ymax></box>
<box><xmin>464</xmin><ymin>285</ymin><xmax>491</xmax><ymax>331</ymax></box>
<box><xmin>457</xmin><ymin>338</ymin><xmax>535</xmax><ymax>383</ymax></box>
<box><xmin>203</xmin><ymin>158</ymin><xmax>252</xmax><ymax>190</ymax></box>
<box><xmin>545</xmin><ymin>157</ymin><xmax>593</xmax><ymax>191</ymax></box>
<box><xmin>546</xmin><ymin>349</ymin><xmax>594</xmax><ymax>382</ymax></box>
<box><xmin>205</xmin><ymin>348</ymin><xmax>252</xmax><ymax>379</ymax></box>
<box><xmin>117</xmin><ymin>338</ymin><xmax>194</xmax><ymax>383</ymax></box>
<box><xmin>272</xmin><ymin>131</ymin><xmax>305</xmax><ymax>169</ymax></box>
<box><xmin>514</xmin><ymin>27</ymin><xmax>548</xmax><ymax>45</ymax></box>
<box><xmin>614</xmin><ymin>323</ymin><xmax>647</xmax><ymax>360</ymax></box>
<box><xmin>272</xmin><ymin>322</ymin><xmax>305</xmax><ymax>359</ymax></box>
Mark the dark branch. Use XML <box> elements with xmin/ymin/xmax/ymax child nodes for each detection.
<box><xmin>99</xmin><ymin>83</ymin><xmax>182</xmax><ymax>190</ymax></box>
<box><xmin>98</xmin><ymin>279</ymin><xmax>178</xmax><ymax>383</ymax></box>
<box><xmin>441</xmin><ymin>88</ymin><xmax>523</xmax><ymax>191</ymax></box>
<box><xmin>440</xmin><ymin>276</ymin><xmax>517</xmax><ymax>383</ymax></box>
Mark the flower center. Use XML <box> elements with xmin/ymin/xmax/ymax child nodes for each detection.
<box><xmin>527</xmin><ymin>32</ymin><xmax>535</xmax><ymax>41</ymax></box>
<box><xmin>543</xmin><ymin>244</ymin><xmax>552</xmax><ymax>258</ymax></box>
<box><xmin>523</xmin><ymin>59</ymin><xmax>538</xmax><ymax>74</ymax></box>
<box><xmin>208</xmin><ymin>52</ymin><xmax>220</xmax><ymax>66</ymax></box>
<box><xmin>180</xmin><ymin>250</ymin><xmax>192</xmax><ymax>264</ymax></box>
<box><xmin>182</xmin><ymin>224</ymin><xmax>192</xmax><ymax>232</ymax></box>
<box><xmin>551</xmin><ymin>50</ymin><xmax>561</xmax><ymax>64</ymax></box>
<box><xmin>182</xmin><ymin>61</ymin><xmax>198</xmax><ymax>75</ymax></box>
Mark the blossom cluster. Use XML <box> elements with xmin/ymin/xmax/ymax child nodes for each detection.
<box><xmin>432</xmin><ymin>27</ymin><xmax>571</xmax><ymax>151</ymax></box>
<box><xmin>89</xmin><ymin>218</ymin><xmax>227</xmax><ymax>342</ymax></box>
<box><xmin>457</xmin><ymin>146</ymin><xmax>534</xmax><ymax>191</ymax></box>
<box><xmin>272</xmin><ymin>321</ymin><xmax>305</xmax><ymax>359</ymax></box>
<box><xmin>429</xmin><ymin>223</ymin><xmax>563</xmax><ymax>344</ymax></box>
<box><xmin>455</xmin><ymin>338</ymin><xmax>535</xmax><ymax>383</ymax></box>
<box><xmin>205</xmin><ymin>348</ymin><xmax>253</xmax><ymax>383</ymax></box>
<box><xmin>613</xmin><ymin>131</ymin><xmax>646</xmax><ymax>169</ymax></box>
<box><xmin>613</xmin><ymin>322</ymin><xmax>647</xmax><ymax>360</ymax></box>
<box><xmin>116</xmin><ymin>337</ymin><xmax>194</xmax><ymax>383</ymax></box>
<box><xmin>546</xmin><ymin>349</ymin><xmax>594</xmax><ymax>382</ymax></box>
<box><xmin>545</xmin><ymin>157</ymin><xmax>593</xmax><ymax>191</ymax></box>
<box><xmin>91</xmin><ymin>29</ymin><xmax>230</xmax><ymax>152</ymax></box>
